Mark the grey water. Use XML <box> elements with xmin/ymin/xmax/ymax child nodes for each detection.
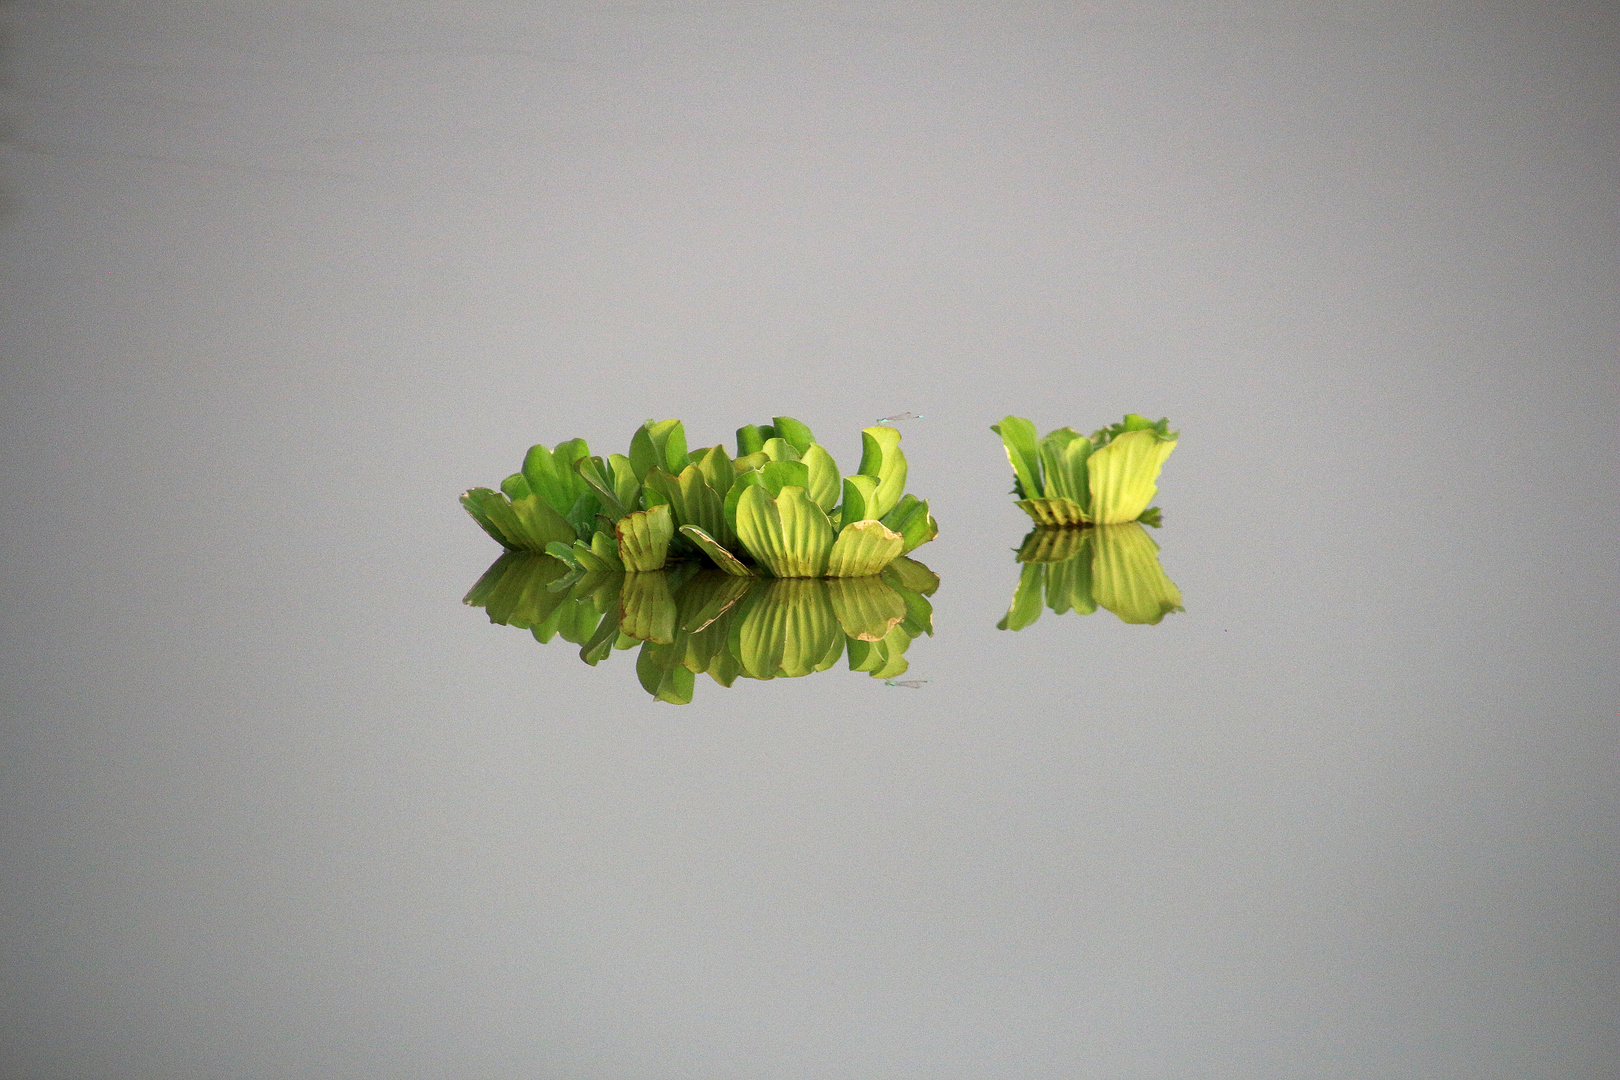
<box><xmin>2</xmin><ymin>3</ymin><xmax>1616</xmax><ymax>1078</ymax></box>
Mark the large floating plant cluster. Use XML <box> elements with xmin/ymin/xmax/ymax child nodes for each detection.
<box><xmin>462</xmin><ymin>417</ymin><xmax>937</xmax><ymax>578</ymax></box>
<box><xmin>993</xmin><ymin>414</ymin><xmax>1176</xmax><ymax>527</ymax></box>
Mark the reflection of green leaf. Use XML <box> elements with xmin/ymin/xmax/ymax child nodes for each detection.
<box><xmin>999</xmin><ymin>523</ymin><xmax>1180</xmax><ymax>628</ymax></box>
<box><xmin>1089</xmin><ymin>523</ymin><xmax>1183</xmax><ymax>624</ymax></box>
<box><xmin>618</xmin><ymin>570</ymin><xmax>678</xmax><ymax>643</ymax></box>
<box><xmin>997</xmin><ymin>562</ymin><xmax>1046</xmax><ymax>631</ymax></box>
<box><xmin>467</xmin><ymin>556</ymin><xmax>939</xmax><ymax>701</ymax></box>
<box><xmin>826</xmin><ymin>519</ymin><xmax>904</xmax><ymax>578</ymax></box>
<box><xmin>826</xmin><ymin>575</ymin><xmax>908</xmax><ymax>641</ymax></box>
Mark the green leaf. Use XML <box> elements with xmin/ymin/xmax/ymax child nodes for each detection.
<box><xmin>679</xmin><ymin>525</ymin><xmax>755</xmax><ymax>576</ymax></box>
<box><xmin>879</xmin><ymin>494</ymin><xmax>938</xmax><ymax>555</ymax></box>
<box><xmin>607</xmin><ymin>454</ymin><xmax>641</xmax><ymax>510</ymax></box>
<box><xmin>1085</xmin><ymin>427</ymin><xmax>1176</xmax><ymax>524</ymax></box>
<box><xmin>723</xmin><ymin>468</ymin><xmax>765</xmax><ymax>536</ymax></box>
<box><xmin>857</xmin><ymin>425</ymin><xmax>908</xmax><ymax>520</ymax></box>
<box><xmin>629</xmin><ymin>419</ymin><xmax>689</xmax><ymax>480</ymax></box>
<box><xmin>507</xmin><ymin>492</ymin><xmax>579</xmax><ymax>551</ymax></box>
<box><xmin>1015</xmin><ymin>497</ymin><xmax>1086</xmax><ymax>527</ymax></box>
<box><xmin>991</xmin><ymin>416</ymin><xmax>1042</xmax><ymax>501</ymax></box>
<box><xmin>544</xmin><ymin>540</ymin><xmax>580</xmax><ymax>568</ymax></box>
<box><xmin>735</xmin><ymin>424</ymin><xmax>774</xmax><ymax>457</ymax></box>
<box><xmin>615</xmin><ymin>503</ymin><xmax>674</xmax><ymax>572</ymax></box>
<box><xmin>799</xmin><ymin>444</ymin><xmax>841</xmax><ymax>513</ymax></box>
<box><xmin>1036</xmin><ymin>427</ymin><xmax>1092</xmax><ymax>508</ymax></box>
<box><xmin>759</xmin><ymin>458</ymin><xmax>810</xmax><ymax>498</ymax></box>
<box><xmin>501</xmin><ymin>472</ymin><xmax>531</xmax><ymax>500</ymax></box>
<box><xmin>760</xmin><ymin>437</ymin><xmax>801</xmax><ymax>463</ymax></box>
<box><xmin>461</xmin><ymin>488</ymin><xmax>518</xmax><ymax>548</ymax></box>
<box><xmin>839</xmin><ymin>474</ymin><xmax>879</xmax><ymax>524</ymax></box>
<box><xmin>522</xmin><ymin>441</ymin><xmax>582</xmax><ymax>515</ymax></box>
<box><xmin>1089</xmin><ymin>522</ymin><xmax>1183</xmax><ymax>624</ymax></box>
<box><xmin>573</xmin><ymin>456</ymin><xmax>628</xmax><ymax>520</ymax></box>
<box><xmin>826</xmin><ymin>519</ymin><xmax>904</xmax><ymax>577</ymax></box>
<box><xmin>771</xmin><ymin>416</ymin><xmax>816</xmax><ymax>455</ymax></box>
<box><xmin>694</xmin><ymin>445</ymin><xmax>733</xmax><ymax>496</ymax></box>
<box><xmin>734</xmin><ymin>485</ymin><xmax>835</xmax><ymax>578</ymax></box>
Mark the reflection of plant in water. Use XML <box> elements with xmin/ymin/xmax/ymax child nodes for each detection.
<box><xmin>992</xmin><ymin>414</ymin><xmax>1176</xmax><ymax>526</ymax></box>
<box><xmin>461</xmin><ymin>417</ymin><xmax>937</xmax><ymax>577</ymax></box>
<box><xmin>465</xmin><ymin>553</ymin><xmax>940</xmax><ymax>703</ymax></box>
<box><xmin>999</xmin><ymin>524</ymin><xmax>1183</xmax><ymax>629</ymax></box>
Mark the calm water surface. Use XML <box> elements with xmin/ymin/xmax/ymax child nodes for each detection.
<box><xmin>2</xmin><ymin>4</ymin><xmax>1615</xmax><ymax>1078</ymax></box>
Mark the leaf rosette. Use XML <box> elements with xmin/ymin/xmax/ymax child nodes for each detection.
<box><xmin>992</xmin><ymin>413</ymin><xmax>1176</xmax><ymax>526</ymax></box>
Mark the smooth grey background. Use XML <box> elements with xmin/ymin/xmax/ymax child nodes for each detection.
<box><xmin>2</xmin><ymin>2</ymin><xmax>1616</xmax><ymax>1078</ymax></box>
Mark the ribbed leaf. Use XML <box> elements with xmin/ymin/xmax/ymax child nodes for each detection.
<box><xmin>826</xmin><ymin>520</ymin><xmax>904</xmax><ymax>577</ymax></box>
<box><xmin>679</xmin><ymin>525</ymin><xmax>754</xmax><ymax>576</ymax></box>
<box><xmin>1015</xmin><ymin>497</ymin><xmax>1087</xmax><ymax>527</ymax></box>
<box><xmin>723</xmin><ymin>469</ymin><xmax>765</xmax><ymax>536</ymax></box>
<box><xmin>771</xmin><ymin>416</ymin><xmax>816</xmax><ymax>455</ymax></box>
<box><xmin>1086</xmin><ymin>428</ymin><xmax>1176</xmax><ymax>524</ymax></box>
<box><xmin>799</xmin><ymin>444</ymin><xmax>841</xmax><ymax>512</ymax></box>
<box><xmin>826</xmin><ymin>575</ymin><xmax>908</xmax><ymax>641</ymax></box>
<box><xmin>991</xmin><ymin>416</ymin><xmax>1041</xmax><ymax>500</ymax></box>
<box><xmin>1088</xmin><ymin>522</ymin><xmax>1183</xmax><ymax>624</ymax></box>
<box><xmin>734</xmin><ymin>485</ymin><xmax>835</xmax><ymax>578</ymax></box>
<box><xmin>615</xmin><ymin>504</ymin><xmax>674</xmax><ymax>572</ymax></box>
<box><xmin>857</xmin><ymin>426</ymin><xmax>908</xmax><ymax>520</ymax></box>
<box><xmin>1037</xmin><ymin>427</ymin><xmax>1091</xmax><ymax>506</ymax></box>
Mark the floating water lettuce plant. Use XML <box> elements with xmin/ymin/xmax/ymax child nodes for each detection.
<box><xmin>992</xmin><ymin>414</ymin><xmax>1176</xmax><ymax>526</ymax></box>
<box><xmin>998</xmin><ymin>523</ymin><xmax>1183</xmax><ymax>629</ymax></box>
<box><xmin>464</xmin><ymin>552</ymin><xmax>940</xmax><ymax>703</ymax></box>
<box><xmin>462</xmin><ymin>417</ymin><xmax>937</xmax><ymax>578</ymax></box>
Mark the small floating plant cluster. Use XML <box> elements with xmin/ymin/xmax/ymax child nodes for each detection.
<box><xmin>993</xmin><ymin>414</ymin><xmax>1176</xmax><ymax>527</ymax></box>
<box><xmin>462</xmin><ymin>417</ymin><xmax>937</xmax><ymax>578</ymax></box>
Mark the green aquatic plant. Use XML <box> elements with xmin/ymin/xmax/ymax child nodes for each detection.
<box><xmin>462</xmin><ymin>417</ymin><xmax>938</xmax><ymax>578</ymax></box>
<box><xmin>464</xmin><ymin>552</ymin><xmax>940</xmax><ymax>703</ymax></box>
<box><xmin>999</xmin><ymin>523</ymin><xmax>1183</xmax><ymax>628</ymax></box>
<box><xmin>992</xmin><ymin>414</ymin><xmax>1176</xmax><ymax>526</ymax></box>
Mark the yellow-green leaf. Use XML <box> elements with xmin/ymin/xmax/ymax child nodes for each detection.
<box><xmin>826</xmin><ymin>519</ymin><xmax>904</xmax><ymax>577</ymax></box>
<box><xmin>734</xmin><ymin>485</ymin><xmax>835</xmax><ymax>578</ymax></box>
<box><xmin>615</xmin><ymin>503</ymin><xmax>674</xmax><ymax>572</ymax></box>
<box><xmin>1085</xmin><ymin>428</ymin><xmax>1176</xmax><ymax>524</ymax></box>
